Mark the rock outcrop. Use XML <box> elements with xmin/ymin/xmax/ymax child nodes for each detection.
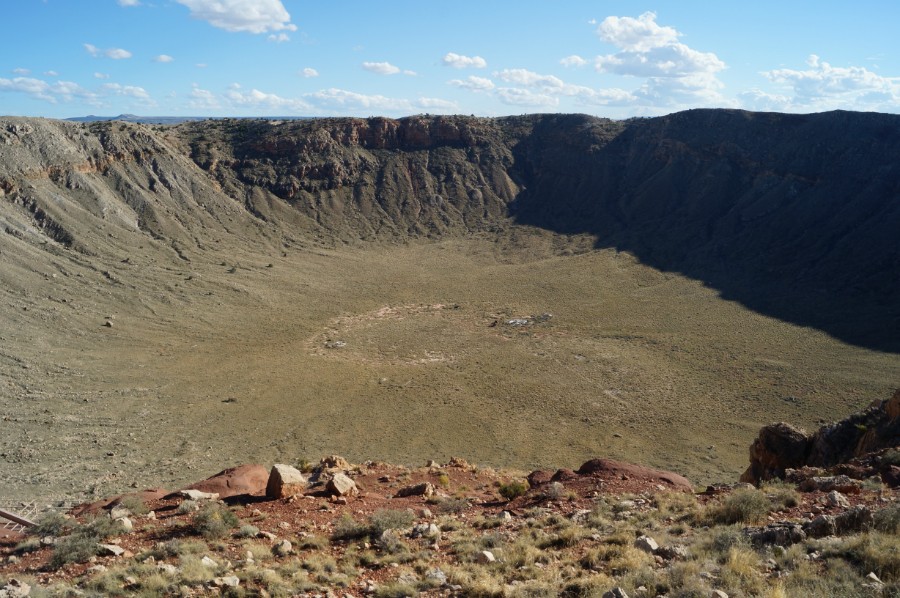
<box><xmin>742</xmin><ymin>390</ymin><xmax>900</xmax><ymax>485</ymax></box>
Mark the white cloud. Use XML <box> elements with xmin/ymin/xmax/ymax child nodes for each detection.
<box><xmin>403</xmin><ymin>70</ymin><xmax>417</xmax><ymax>77</ymax></box>
<box><xmin>362</xmin><ymin>61</ymin><xmax>401</xmax><ymax>75</ymax></box>
<box><xmin>44</xmin><ymin>70</ymin><xmax>59</xmax><ymax>77</ymax></box>
<box><xmin>300</xmin><ymin>67</ymin><xmax>319</xmax><ymax>78</ymax></box>
<box><xmin>448</xmin><ymin>76</ymin><xmax>495</xmax><ymax>92</ymax></box>
<box><xmin>196</xmin><ymin>63</ymin><xmax>208</xmax><ymax>68</ymax></box>
<box><xmin>189</xmin><ymin>85</ymin><xmax>220</xmax><ymax>109</ymax></box>
<box><xmin>748</xmin><ymin>54</ymin><xmax>900</xmax><ymax>112</ymax></box>
<box><xmin>84</xmin><ymin>43</ymin><xmax>133</xmax><ymax>59</ymax></box>
<box><xmin>117</xmin><ymin>0</ymin><xmax>140</xmax><ymax>6</ymax></box>
<box><xmin>103</xmin><ymin>83</ymin><xmax>151</xmax><ymax>99</ymax></box>
<box><xmin>175</xmin><ymin>0</ymin><xmax>296</xmax><ymax>34</ymax></box>
<box><xmin>442</xmin><ymin>53</ymin><xmax>487</xmax><ymax>69</ymax></box>
<box><xmin>597</xmin><ymin>11</ymin><xmax>678</xmax><ymax>52</ymax></box>
<box><xmin>496</xmin><ymin>88</ymin><xmax>559</xmax><ymax>108</ymax></box>
<box><xmin>94</xmin><ymin>72</ymin><xmax>110</xmax><ymax>79</ymax></box>
<box><xmin>592</xmin><ymin>12</ymin><xmax>728</xmax><ymax>108</ymax></box>
<box><xmin>13</xmin><ymin>68</ymin><xmax>30</xmax><ymax>75</ymax></box>
<box><xmin>268</xmin><ymin>33</ymin><xmax>290</xmax><ymax>43</ymax></box>
<box><xmin>225</xmin><ymin>84</ymin><xmax>309</xmax><ymax>111</ymax></box>
<box><xmin>0</xmin><ymin>77</ymin><xmax>97</xmax><ymax>104</ymax></box>
<box><xmin>495</xmin><ymin>69</ymin><xmax>565</xmax><ymax>89</ymax></box>
<box><xmin>154</xmin><ymin>54</ymin><xmax>174</xmax><ymax>63</ymax></box>
<box><xmin>307</xmin><ymin>88</ymin><xmax>413</xmax><ymax>112</ymax></box>
<box><xmin>560</xmin><ymin>55</ymin><xmax>588</xmax><ymax>68</ymax></box>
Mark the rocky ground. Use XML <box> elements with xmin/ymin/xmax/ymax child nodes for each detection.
<box><xmin>0</xmin><ymin>448</ymin><xmax>897</xmax><ymax>597</ymax></box>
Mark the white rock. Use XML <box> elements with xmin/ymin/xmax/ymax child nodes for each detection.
<box><xmin>633</xmin><ymin>535</ymin><xmax>659</xmax><ymax>554</ymax></box>
<box><xmin>327</xmin><ymin>472</ymin><xmax>358</xmax><ymax>496</ymax></box>
<box><xmin>213</xmin><ymin>576</ymin><xmax>240</xmax><ymax>588</ymax></box>
<box><xmin>115</xmin><ymin>516</ymin><xmax>133</xmax><ymax>533</ymax></box>
<box><xmin>476</xmin><ymin>550</ymin><xmax>496</xmax><ymax>564</ymax></box>
<box><xmin>179</xmin><ymin>489</ymin><xmax>219</xmax><ymax>501</ymax></box>
<box><xmin>201</xmin><ymin>555</ymin><xmax>218</xmax><ymax>568</ymax></box>
<box><xmin>98</xmin><ymin>544</ymin><xmax>126</xmax><ymax>557</ymax></box>
<box><xmin>266</xmin><ymin>464</ymin><xmax>308</xmax><ymax>499</ymax></box>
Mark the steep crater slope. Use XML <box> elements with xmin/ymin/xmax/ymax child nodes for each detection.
<box><xmin>511</xmin><ymin>109</ymin><xmax>900</xmax><ymax>351</ymax></box>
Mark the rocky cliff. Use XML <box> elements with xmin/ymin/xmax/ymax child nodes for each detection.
<box><xmin>1</xmin><ymin>109</ymin><xmax>899</xmax><ymax>349</ymax></box>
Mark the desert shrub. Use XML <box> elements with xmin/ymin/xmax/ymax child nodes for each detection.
<box><xmin>875</xmin><ymin>503</ymin><xmax>900</xmax><ymax>534</ymax></box>
<box><xmin>432</xmin><ymin>497</ymin><xmax>469</xmax><ymax>514</ymax></box>
<box><xmin>369</xmin><ymin>509</ymin><xmax>415</xmax><ymax>537</ymax></box>
<box><xmin>236</xmin><ymin>524</ymin><xmax>260</xmax><ymax>538</ymax></box>
<box><xmin>50</xmin><ymin>533</ymin><xmax>100</xmax><ymax>568</ymax></box>
<box><xmin>763</xmin><ymin>481</ymin><xmax>801</xmax><ymax>509</ymax></box>
<box><xmin>543</xmin><ymin>482</ymin><xmax>566</xmax><ymax>500</ymax></box>
<box><xmin>581</xmin><ymin>542</ymin><xmax>652</xmax><ymax>575</ymax></box>
<box><xmin>331</xmin><ymin>514</ymin><xmax>368</xmax><ymax>542</ymax></box>
<box><xmin>882</xmin><ymin>449</ymin><xmax>900</xmax><ymax>467</ymax></box>
<box><xmin>13</xmin><ymin>537</ymin><xmax>41</xmax><ymax>554</ymax></box>
<box><xmin>30</xmin><ymin>511</ymin><xmax>72</xmax><ymax>537</ymax></box>
<box><xmin>192</xmin><ymin>504</ymin><xmax>239</xmax><ymax>539</ymax></box>
<box><xmin>117</xmin><ymin>494</ymin><xmax>150</xmax><ymax>515</ymax></box>
<box><xmin>708</xmin><ymin>488</ymin><xmax>771</xmax><ymax>524</ymax></box>
<box><xmin>178</xmin><ymin>555</ymin><xmax>216</xmax><ymax>584</ymax></box>
<box><xmin>298</xmin><ymin>534</ymin><xmax>328</xmax><ymax>550</ymax></box>
<box><xmin>176</xmin><ymin>499</ymin><xmax>199</xmax><ymax>515</ymax></box>
<box><xmin>821</xmin><ymin>532</ymin><xmax>900</xmax><ymax>582</ymax></box>
<box><xmin>436</xmin><ymin>473</ymin><xmax>451</xmax><ymax>487</ymax></box>
<box><xmin>374</xmin><ymin>582</ymin><xmax>418</xmax><ymax>598</ymax></box>
<box><xmin>499</xmin><ymin>480</ymin><xmax>529</xmax><ymax>501</ymax></box>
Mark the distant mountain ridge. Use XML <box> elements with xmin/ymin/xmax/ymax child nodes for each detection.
<box><xmin>2</xmin><ymin>109</ymin><xmax>899</xmax><ymax>350</ymax></box>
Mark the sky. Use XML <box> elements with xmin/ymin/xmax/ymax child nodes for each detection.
<box><xmin>2</xmin><ymin>0</ymin><xmax>899</xmax><ymax>119</ymax></box>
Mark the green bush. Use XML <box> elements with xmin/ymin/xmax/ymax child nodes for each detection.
<box><xmin>499</xmin><ymin>480</ymin><xmax>530</xmax><ymax>501</ymax></box>
<box><xmin>30</xmin><ymin>511</ymin><xmax>72</xmax><ymax>537</ymax></box>
<box><xmin>708</xmin><ymin>488</ymin><xmax>771</xmax><ymax>525</ymax></box>
<box><xmin>192</xmin><ymin>504</ymin><xmax>239</xmax><ymax>539</ymax></box>
<box><xmin>369</xmin><ymin>509</ymin><xmax>415</xmax><ymax>537</ymax></box>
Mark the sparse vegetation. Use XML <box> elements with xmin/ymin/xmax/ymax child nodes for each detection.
<box><xmin>192</xmin><ymin>503</ymin><xmax>240</xmax><ymax>539</ymax></box>
<box><xmin>498</xmin><ymin>480</ymin><xmax>529</xmax><ymax>501</ymax></box>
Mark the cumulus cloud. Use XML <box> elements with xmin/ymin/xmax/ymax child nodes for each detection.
<box><xmin>13</xmin><ymin>68</ymin><xmax>30</xmax><ymax>75</ymax></box>
<box><xmin>592</xmin><ymin>12</ymin><xmax>727</xmax><ymax>108</ymax></box>
<box><xmin>175</xmin><ymin>0</ymin><xmax>296</xmax><ymax>34</ymax></box>
<box><xmin>495</xmin><ymin>69</ymin><xmax>565</xmax><ymax>89</ymax></box>
<box><xmin>189</xmin><ymin>84</ymin><xmax>220</xmax><ymax>109</ymax></box>
<box><xmin>307</xmin><ymin>88</ymin><xmax>414</xmax><ymax>112</ymax></box>
<box><xmin>560</xmin><ymin>55</ymin><xmax>588</xmax><ymax>68</ymax></box>
<box><xmin>268</xmin><ymin>33</ymin><xmax>290</xmax><ymax>43</ymax></box>
<box><xmin>103</xmin><ymin>83</ymin><xmax>152</xmax><ymax>101</ymax></box>
<box><xmin>747</xmin><ymin>54</ymin><xmax>900</xmax><ymax>112</ymax></box>
<box><xmin>44</xmin><ymin>70</ymin><xmax>59</xmax><ymax>77</ymax></box>
<box><xmin>94</xmin><ymin>72</ymin><xmax>110</xmax><ymax>79</ymax></box>
<box><xmin>448</xmin><ymin>76</ymin><xmax>495</xmax><ymax>92</ymax></box>
<box><xmin>597</xmin><ymin>12</ymin><xmax>678</xmax><ymax>52</ymax></box>
<box><xmin>84</xmin><ymin>44</ymin><xmax>133</xmax><ymax>59</ymax></box>
<box><xmin>117</xmin><ymin>0</ymin><xmax>140</xmax><ymax>6</ymax></box>
<box><xmin>154</xmin><ymin>54</ymin><xmax>174</xmax><ymax>63</ymax></box>
<box><xmin>225</xmin><ymin>84</ymin><xmax>309</xmax><ymax>111</ymax></box>
<box><xmin>442</xmin><ymin>53</ymin><xmax>487</xmax><ymax>69</ymax></box>
<box><xmin>362</xmin><ymin>61</ymin><xmax>401</xmax><ymax>75</ymax></box>
<box><xmin>300</xmin><ymin>67</ymin><xmax>319</xmax><ymax>78</ymax></box>
<box><xmin>0</xmin><ymin>77</ymin><xmax>96</xmax><ymax>104</ymax></box>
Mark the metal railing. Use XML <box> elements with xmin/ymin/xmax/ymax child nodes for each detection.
<box><xmin>0</xmin><ymin>503</ymin><xmax>37</xmax><ymax>532</ymax></box>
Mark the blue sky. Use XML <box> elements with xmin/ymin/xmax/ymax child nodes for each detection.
<box><xmin>2</xmin><ymin>0</ymin><xmax>899</xmax><ymax>118</ymax></box>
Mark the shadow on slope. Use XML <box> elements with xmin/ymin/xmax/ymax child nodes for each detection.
<box><xmin>509</xmin><ymin>109</ymin><xmax>900</xmax><ymax>353</ymax></box>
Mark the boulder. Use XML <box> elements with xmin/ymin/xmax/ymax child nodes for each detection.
<box><xmin>326</xmin><ymin>473</ymin><xmax>358</xmax><ymax>496</ymax></box>
<box><xmin>476</xmin><ymin>550</ymin><xmax>496</xmax><ymax>564</ymax></box>
<box><xmin>824</xmin><ymin>490</ymin><xmax>850</xmax><ymax>508</ymax></box>
<box><xmin>633</xmin><ymin>535</ymin><xmax>659</xmax><ymax>554</ymax></box>
<box><xmin>602</xmin><ymin>588</ymin><xmax>629</xmax><ymax>598</ymax></box>
<box><xmin>577</xmin><ymin>458</ymin><xmax>693</xmax><ymax>492</ymax></box>
<box><xmin>881</xmin><ymin>465</ymin><xmax>900</xmax><ymax>488</ymax></box>
<box><xmin>740</xmin><ymin>423</ymin><xmax>811</xmax><ymax>484</ymax></box>
<box><xmin>746</xmin><ymin>523</ymin><xmax>806</xmax><ymax>547</ymax></box>
<box><xmin>798</xmin><ymin>475</ymin><xmax>860</xmax><ymax>494</ymax></box>
<box><xmin>178</xmin><ymin>464</ymin><xmax>269</xmax><ymax>498</ymax></box>
<box><xmin>320</xmin><ymin>455</ymin><xmax>351</xmax><ymax>471</ymax></box>
<box><xmin>395</xmin><ymin>482</ymin><xmax>436</xmax><ymax>498</ymax></box>
<box><xmin>526</xmin><ymin>470</ymin><xmax>554</xmax><ymax>487</ymax></box>
<box><xmin>0</xmin><ymin>579</ymin><xmax>31</xmax><ymax>598</ymax></box>
<box><xmin>266</xmin><ymin>464</ymin><xmax>308</xmax><ymax>499</ymax></box>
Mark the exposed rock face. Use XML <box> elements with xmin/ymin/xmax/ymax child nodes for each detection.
<box><xmin>179</xmin><ymin>464</ymin><xmax>269</xmax><ymax>498</ymax></box>
<box><xmin>742</xmin><ymin>390</ymin><xmax>900</xmax><ymax>484</ymax></box>
<box><xmin>740</xmin><ymin>423</ymin><xmax>812</xmax><ymax>484</ymax></box>
<box><xmin>266</xmin><ymin>464</ymin><xmax>308</xmax><ymax>499</ymax></box>
<box><xmin>1</xmin><ymin>110</ymin><xmax>899</xmax><ymax>349</ymax></box>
